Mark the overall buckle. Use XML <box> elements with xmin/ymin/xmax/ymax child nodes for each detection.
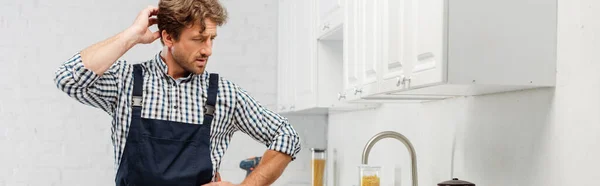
<box><xmin>205</xmin><ymin>105</ymin><xmax>215</xmax><ymax>116</ymax></box>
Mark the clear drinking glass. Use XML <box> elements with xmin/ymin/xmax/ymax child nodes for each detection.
<box><xmin>359</xmin><ymin>165</ymin><xmax>381</xmax><ymax>186</ymax></box>
<box><xmin>311</xmin><ymin>148</ymin><xmax>326</xmax><ymax>186</ymax></box>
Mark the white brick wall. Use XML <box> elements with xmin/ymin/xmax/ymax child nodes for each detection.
<box><xmin>327</xmin><ymin>0</ymin><xmax>600</xmax><ymax>185</ymax></box>
<box><xmin>0</xmin><ymin>0</ymin><xmax>326</xmax><ymax>185</ymax></box>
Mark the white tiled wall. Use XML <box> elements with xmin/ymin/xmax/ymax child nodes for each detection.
<box><xmin>327</xmin><ymin>0</ymin><xmax>600</xmax><ymax>185</ymax></box>
<box><xmin>0</xmin><ymin>0</ymin><xmax>326</xmax><ymax>185</ymax></box>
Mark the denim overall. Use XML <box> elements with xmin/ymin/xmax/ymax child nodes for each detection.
<box><xmin>115</xmin><ymin>64</ymin><xmax>217</xmax><ymax>185</ymax></box>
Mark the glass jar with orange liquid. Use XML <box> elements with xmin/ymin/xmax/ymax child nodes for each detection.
<box><xmin>359</xmin><ymin>165</ymin><xmax>381</xmax><ymax>186</ymax></box>
<box><xmin>311</xmin><ymin>148</ymin><xmax>326</xmax><ymax>186</ymax></box>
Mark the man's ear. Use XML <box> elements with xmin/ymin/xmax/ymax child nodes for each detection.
<box><xmin>162</xmin><ymin>30</ymin><xmax>174</xmax><ymax>47</ymax></box>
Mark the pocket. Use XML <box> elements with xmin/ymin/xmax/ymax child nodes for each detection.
<box><xmin>133</xmin><ymin>136</ymin><xmax>201</xmax><ymax>185</ymax></box>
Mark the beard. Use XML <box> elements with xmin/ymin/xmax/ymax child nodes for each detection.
<box><xmin>171</xmin><ymin>49</ymin><xmax>207</xmax><ymax>75</ymax></box>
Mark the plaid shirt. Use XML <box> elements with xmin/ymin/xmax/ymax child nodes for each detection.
<box><xmin>54</xmin><ymin>51</ymin><xmax>301</xmax><ymax>176</ymax></box>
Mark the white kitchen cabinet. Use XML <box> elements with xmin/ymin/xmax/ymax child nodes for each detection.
<box><xmin>310</xmin><ymin>0</ymin><xmax>382</xmax><ymax>112</ymax></box>
<box><xmin>340</xmin><ymin>0</ymin><xmax>359</xmax><ymax>101</ymax></box>
<box><xmin>365</xmin><ymin>0</ymin><xmax>556</xmax><ymax>100</ymax></box>
<box><xmin>278</xmin><ymin>0</ymin><xmax>342</xmax><ymax>114</ymax></box>
<box><xmin>279</xmin><ymin>0</ymin><xmax>557</xmax><ymax>113</ymax></box>
<box><xmin>278</xmin><ymin>0</ymin><xmax>317</xmax><ymax>113</ymax></box>
<box><xmin>340</xmin><ymin>0</ymin><xmax>380</xmax><ymax>102</ymax></box>
<box><xmin>312</xmin><ymin>0</ymin><xmax>381</xmax><ymax>111</ymax></box>
<box><xmin>379</xmin><ymin>0</ymin><xmax>412</xmax><ymax>93</ymax></box>
<box><xmin>317</xmin><ymin>0</ymin><xmax>345</xmax><ymax>39</ymax></box>
<box><xmin>378</xmin><ymin>0</ymin><xmax>446</xmax><ymax>97</ymax></box>
<box><xmin>277</xmin><ymin>0</ymin><xmax>294</xmax><ymax>112</ymax></box>
<box><xmin>292</xmin><ymin>0</ymin><xmax>318</xmax><ymax>111</ymax></box>
<box><xmin>318</xmin><ymin>31</ymin><xmax>381</xmax><ymax>112</ymax></box>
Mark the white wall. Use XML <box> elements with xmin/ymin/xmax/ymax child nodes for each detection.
<box><xmin>327</xmin><ymin>0</ymin><xmax>600</xmax><ymax>186</ymax></box>
<box><xmin>222</xmin><ymin>114</ymin><xmax>327</xmax><ymax>186</ymax></box>
<box><xmin>0</xmin><ymin>0</ymin><xmax>326</xmax><ymax>185</ymax></box>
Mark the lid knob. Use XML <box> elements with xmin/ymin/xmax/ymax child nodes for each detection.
<box><xmin>437</xmin><ymin>178</ymin><xmax>475</xmax><ymax>186</ymax></box>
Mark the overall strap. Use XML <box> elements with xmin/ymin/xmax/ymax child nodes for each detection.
<box><xmin>203</xmin><ymin>73</ymin><xmax>219</xmax><ymax>125</ymax></box>
<box><xmin>132</xmin><ymin>64</ymin><xmax>144</xmax><ymax>108</ymax></box>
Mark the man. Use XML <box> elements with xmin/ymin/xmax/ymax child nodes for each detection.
<box><xmin>53</xmin><ymin>0</ymin><xmax>301</xmax><ymax>185</ymax></box>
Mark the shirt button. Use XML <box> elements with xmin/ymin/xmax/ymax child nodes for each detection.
<box><xmin>174</xmin><ymin>105</ymin><xmax>179</xmax><ymax>109</ymax></box>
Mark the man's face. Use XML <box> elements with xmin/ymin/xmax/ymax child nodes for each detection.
<box><xmin>169</xmin><ymin>18</ymin><xmax>217</xmax><ymax>75</ymax></box>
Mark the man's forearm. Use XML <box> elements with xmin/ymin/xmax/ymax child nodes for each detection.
<box><xmin>79</xmin><ymin>6</ymin><xmax>160</xmax><ymax>76</ymax></box>
<box><xmin>241</xmin><ymin>150</ymin><xmax>292</xmax><ymax>186</ymax></box>
<box><xmin>80</xmin><ymin>30</ymin><xmax>137</xmax><ymax>76</ymax></box>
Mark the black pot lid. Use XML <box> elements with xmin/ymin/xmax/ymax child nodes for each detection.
<box><xmin>437</xmin><ymin>178</ymin><xmax>475</xmax><ymax>186</ymax></box>
<box><xmin>309</xmin><ymin>148</ymin><xmax>326</xmax><ymax>152</ymax></box>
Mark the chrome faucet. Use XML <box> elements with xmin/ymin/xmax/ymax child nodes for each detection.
<box><xmin>361</xmin><ymin>131</ymin><xmax>418</xmax><ymax>186</ymax></box>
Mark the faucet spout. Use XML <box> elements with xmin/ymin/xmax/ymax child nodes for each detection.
<box><xmin>361</xmin><ymin>131</ymin><xmax>418</xmax><ymax>186</ymax></box>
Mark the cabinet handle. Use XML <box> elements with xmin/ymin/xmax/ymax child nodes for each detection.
<box><xmin>354</xmin><ymin>88</ymin><xmax>363</xmax><ymax>95</ymax></box>
<box><xmin>337</xmin><ymin>93</ymin><xmax>347</xmax><ymax>100</ymax></box>
<box><xmin>396</xmin><ymin>76</ymin><xmax>412</xmax><ymax>87</ymax></box>
<box><xmin>396</xmin><ymin>76</ymin><xmax>405</xmax><ymax>87</ymax></box>
<box><xmin>290</xmin><ymin>105</ymin><xmax>296</xmax><ymax>110</ymax></box>
<box><xmin>323</xmin><ymin>23</ymin><xmax>330</xmax><ymax>31</ymax></box>
<box><xmin>280</xmin><ymin>106</ymin><xmax>287</xmax><ymax>111</ymax></box>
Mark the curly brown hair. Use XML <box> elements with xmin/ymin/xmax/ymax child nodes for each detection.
<box><xmin>157</xmin><ymin>0</ymin><xmax>228</xmax><ymax>44</ymax></box>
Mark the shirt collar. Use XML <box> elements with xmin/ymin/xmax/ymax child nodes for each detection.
<box><xmin>154</xmin><ymin>51</ymin><xmax>169</xmax><ymax>75</ymax></box>
<box><xmin>153</xmin><ymin>51</ymin><xmax>204</xmax><ymax>82</ymax></box>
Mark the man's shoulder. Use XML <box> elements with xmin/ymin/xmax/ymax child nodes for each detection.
<box><xmin>125</xmin><ymin>52</ymin><xmax>162</xmax><ymax>70</ymax></box>
<box><xmin>211</xmin><ymin>73</ymin><xmax>238</xmax><ymax>89</ymax></box>
<box><xmin>136</xmin><ymin>59</ymin><xmax>156</xmax><ymax>69</ymax></box>
<box><xmin>106</xmin><ymin>58</ymin><xmax>154</xmax><ymax>71</ymax></box>
<box><xmin>125</xmin><ymin>58</ymin><xmax>159</xmax><ymax>75</ymax></box>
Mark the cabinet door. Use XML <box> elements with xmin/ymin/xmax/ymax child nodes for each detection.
<box><xmin>317</xmin><ymin>0</ymin><xmax>344</xmax><ymax>38</ymax></box>
<box><xmin>276</xmin><ymin>0</ymin><xmax>287</xmax><ymax>112</ymax></box>
<box><xmin>292</xmin><ymin>0</ymin><xmax>317</xmax><ymax>111</ymax></box>
<box><xmin>379</xmin><ymin>0</ymin><xmax>415</xmax><ymax>93</ymax></box>
<box><xmin>409</xmin><ymin>0</ymin><xmax>446</xmax><ymax>88</ymax></box>
<box><xmin>342</xmin><ymin>0</ymin><xmax>361</xmax><ymax>99</ymax></box>
<box><xmin>358</xmin><ymin>0</ymin><xmax>380</xmax><ymax>96</ymax></box>
<box><xmin>319</xmin><ymin>0</ymin><xmax>343</xmax><ymax>20</ymax></box>
<box><xmin>343</xmin><ymin>0</ymin><xmax>381</xmax><ymax>100</ymax></box>
<box><xmin>277</xmin><ymin>0</ymin><xmax>294</xmax><ymax>112</ymax></box>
